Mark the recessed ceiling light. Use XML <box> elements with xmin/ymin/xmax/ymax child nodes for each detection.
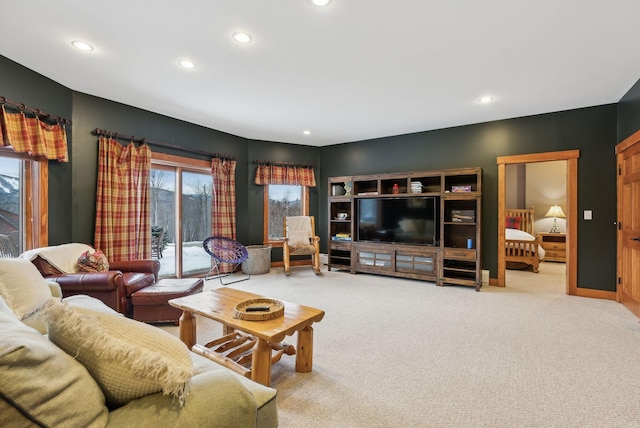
<box><xmin>179</xmin><ymin>60</ymin><xmax>195</xmax><ymax>69</ymax></box>
<box><xmin>303</xmin><ymin>130</ymin><xmax>311</xmax><ymax>136</ymax></box>
<box><xmin>71</xmin><ymin>40</ymin><xmax>94</xmax><ymax>51</ymax></box>
<box><xmin>311</xmin><ymin>0</ymin><xmax>332</xmax><ymax>6</ymax></box>
<box><xmin>478</xmin><ymin>95</ymin><xmax>495</xmax><ymax>104</ymax></box>
<box><xmin>232</xmin><ymin>32</ymin><xmax>252</xmax><ymax>44</ymax></box>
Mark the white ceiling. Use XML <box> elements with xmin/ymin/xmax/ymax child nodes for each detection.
<box><xmin>2</xmin><ymin>1</ymin><xmax>640</xmax><ymax>147</ymax></box>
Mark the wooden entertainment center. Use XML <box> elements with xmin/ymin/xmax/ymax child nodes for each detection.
<box><xmin>328</xmin><ymin>168</ymin><xmax>483</xmax><ymax>290</ymax></box>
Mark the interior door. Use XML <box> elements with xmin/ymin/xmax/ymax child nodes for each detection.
<box><xmin>616</xmin><ymin>130</ymin><xmax>640</xmax><ymax>317</ymax></box>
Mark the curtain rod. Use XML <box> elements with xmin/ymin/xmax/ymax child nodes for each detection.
<box><xmin>0</xmin><ymin>96</ymin><xmax>72</xmax><ymax>126</ymax></box>
<box><xmin>92</xmin><ymin>128</ymin><xmax>235</xmax><ymax>161</ymax></box>
<box><xmin>253</xmin><ymin>159</ymin><xmax>315</xmax><ymax>168</ymax></box>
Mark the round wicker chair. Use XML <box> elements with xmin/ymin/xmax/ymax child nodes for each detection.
<box><xmin>203</xmin><ymin>236</ymin><xmax>250</xmax><ymax>285</ymax></box>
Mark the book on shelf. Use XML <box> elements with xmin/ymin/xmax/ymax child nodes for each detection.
<box><xmin>451</xmin><ymin>209</ymin><xmax>475</xmax><ymax>223</ymax></box>
<box><xmin>332</xmin><ymin>233</ymin><xmax>351</xmax><ymax>241</ymax></box>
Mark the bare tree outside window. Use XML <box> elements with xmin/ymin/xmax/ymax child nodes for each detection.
<box><xmin>150</xmin><ymin>168</ymin><xmax>176</xmax><ymax>276</ymax></box>
<box><xmin>0</xmin><ymin>157</ymin><xmax>21</xmax><ymax>254</ymax></box>
<box><xmin>150</xmin><ymin>168</ymin><xmax>212</xmax><ymax>277</ymax></box>
<box><xmin>0</xmin><ymin>153</ymin><xmax>45</xmax><ymax>254</ymax></box>
<box><xmin>268</xmin><ymin>184</ymin><xmax>303</xmax><ymax>240</ymax></box>
<box><xmin>182</xmin><ymin>172</ymin><xmax>212</xmax><ymax>242</ymax></box>
<box><xmin>181</xmin><ymin>171</ymin><xmax>212</xmax><ymax>276</ymax></box>
<box><xmin>150</xmin><ymin>169</ymin><xmax>174</xmax><ymax>241</ymax></box>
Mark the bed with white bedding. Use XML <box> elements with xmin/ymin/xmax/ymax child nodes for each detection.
<box><xmin>505</xmin><ymin>207</ymin><xmax>545</xmax><ymax>273</ymax></box>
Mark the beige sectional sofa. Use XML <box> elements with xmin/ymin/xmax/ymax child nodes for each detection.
<box><xmin>0</xmin><ymin>258</ymin><xmax>278</xmax><ymax>427</ymax></box>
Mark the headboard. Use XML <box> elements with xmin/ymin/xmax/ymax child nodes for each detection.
<box><xmin>506</xmin><ymin>206</ymin><xmax>535</xmax><ymax>235</ymax></box>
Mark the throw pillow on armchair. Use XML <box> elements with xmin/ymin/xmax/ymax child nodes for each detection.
<box><xmin>78</xmin><ymin>250</ymin><xmax>110</xmax><ymax>272</ymax></box>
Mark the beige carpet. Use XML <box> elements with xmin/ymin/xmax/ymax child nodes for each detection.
<box><xmin>162</xmin><ymin>262</ymin><xmax>640</xmax><ymax>427</ymax></box>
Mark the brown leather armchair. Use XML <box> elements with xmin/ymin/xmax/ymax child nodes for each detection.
<box><xmin>31</xmin><ymin>255</ymin><xmax>159</xmax><ymax>317</ymax></box>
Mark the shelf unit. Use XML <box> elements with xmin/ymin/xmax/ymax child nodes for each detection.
<box><xmin>440</xmin><ymin>169</ymin><xmax>482</xmax><ymax>290</ymax></box>
<box><xmin>328</xmin><ymin>177</ymin><xmax>354</xmax><ymax>272</ymax></box>
<box><xmin>351</xmin><ymin>171</ymin><xmax>443</xmax><ymax>197</ymax></box>
<box><xmin>327</xmin><ymin>168</ymin><xmax>482</xmax><ymax>289</ymax></box>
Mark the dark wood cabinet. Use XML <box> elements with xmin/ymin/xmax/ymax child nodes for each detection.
<box><xmin>328</xmin><ymin>168</ymin><xmax>482</xmax><ymax>290</ymax></box>
<box><xmin>537</xmin><ymin>232</ymin><xmax>566</xmax><ymax>262</ymax></box>
<box><xmin>328</xmin><ymin>177</ymin><xmax>354</xmax><ymax>273</ymax></box>
<box><xmin>440</xmin><ymin>169</ymin><xmax>482</xmax><ymax>290</ymax></box>
<box><xmin>353</xmin><ymin>242</ymin><xmax>439</xmax><ymax>282</ymax></box>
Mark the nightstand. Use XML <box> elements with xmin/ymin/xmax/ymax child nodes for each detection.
<box><xmin>537</xmin><ymin>232</ymin><xmax>566</xmax><ymax>262</ymax></box>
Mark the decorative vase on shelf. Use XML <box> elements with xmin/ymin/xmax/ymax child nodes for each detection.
<box><xmin>344</xmin><ymin>182</ymin><xmax>352</xmax><ymax>196</ymax></box>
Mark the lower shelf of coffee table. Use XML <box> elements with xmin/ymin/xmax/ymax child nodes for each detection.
<box><xmin>192</xmin><ymin>331</ymin><xmax>295</xmax><ymax>379</ymax></box>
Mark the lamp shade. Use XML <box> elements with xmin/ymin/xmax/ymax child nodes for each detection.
<box><xmin>544</xmin><ymin>204</ymin><xmax>566</xmax><ymax>218</ymax></box>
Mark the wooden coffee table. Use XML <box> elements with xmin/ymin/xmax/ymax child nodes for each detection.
<box><xmin>169</xmin><ymin>287</ymin><xmax>324</xmax><ymax>386</ymax></box>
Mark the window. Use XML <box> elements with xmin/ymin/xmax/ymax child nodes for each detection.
<box><xmin>151</xmin><ymin>153</ymin><xmax>212</xmax><ymax>278</ymax></box>
<box><xmin>264</xmin><ymin>184</ymin><xmax>309</xmax><ymax>244</ymax></box>
<box><xmin>0</xmin><ymin>148</ymin><xmax>47</xmax><ymax>254</ymax></box>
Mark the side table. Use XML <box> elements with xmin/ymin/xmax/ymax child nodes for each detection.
<box><xmin>537</xmin><ymin>232</ymin><xmax>566</xmax><ymax>262</ymax></box>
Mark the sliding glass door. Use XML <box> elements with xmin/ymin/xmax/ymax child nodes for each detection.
<box><xmin>151</xmin><ymin>159</ymin><xmax>212</xmax><ymax>278</ymax></box>
<box><xmin>180</xmin><ymin>170</ymin><xmax>212</xmax><ymax>277</ymax></box>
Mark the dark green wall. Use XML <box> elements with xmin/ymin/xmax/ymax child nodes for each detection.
<box><xmin>618</xmin><ymin>78</ymin><xmax>640</xmax><ymax>141</ymax></box>
<box><xmin>320</xmin><ymin>105</ymin><xmax>619</xmax><ymax>291</ymax></box>
<box><xmin>1</xmin><ymin>54</ymin><xmax>637</xmax><ymax>291</ymax></box>
<box><xmin>246</xmin><ymin>141</ymin><xmax>321</xmax><ymax>260</ymax></box>
<box><xmin>70</xmin><ymin>92</ymin><xmax>255</xmax><ymax>244</ymax></box>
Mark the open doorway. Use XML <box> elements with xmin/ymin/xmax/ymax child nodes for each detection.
<box><xmin>505</xmin><ymin>161</ymin><xmax>567</xmax><ymax>289</ymax></box>
<box><xmin>497</xmin><ymin>150</ymin><xmax>579</xmax><ymax>294</ymax></box>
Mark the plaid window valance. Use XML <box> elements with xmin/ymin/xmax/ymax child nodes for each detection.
<box><xmin>0</xmin><ymin>106</ymin><xmax>69</xmax><ymax>162</ymax></box>
<box><xmin>254</xmin><ymin>163</ymin><xmax>316</xmax><ymax>187</ymax></box>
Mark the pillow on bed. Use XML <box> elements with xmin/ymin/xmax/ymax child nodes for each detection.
<box><xmin>505</xmin><ymin>228</ymin><xmax>535</xmax><ymax>241</ymax></box>
<box><xmin>505</xmin><ymin>216</ymin><xmax>522</xmax><ymax>230</ymax></box>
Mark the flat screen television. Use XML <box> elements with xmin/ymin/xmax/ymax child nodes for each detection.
<box><xmin>356</xmin><ymin>196</ymin><xmax>439</xmax><ymax>246</ymax></box>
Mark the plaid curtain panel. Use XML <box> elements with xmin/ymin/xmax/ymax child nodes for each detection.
<box><xmin>0</xmin><ymin>107</ymin><xmax>69</xmax><ymax>162</ymax></box>
<box><xmin>211</xmin><ymin>158</ymin><xmax>237</xmax><ymax>273</ymax></box>
<box><xmin>254</xmin><ymin>164</ymin><xmax>316</xmax><ymax>186</ymax></box>
<box><xmin>94</xmin><ymin>137</ymin><xmax>151</xmax><ymax>262</ymax></box>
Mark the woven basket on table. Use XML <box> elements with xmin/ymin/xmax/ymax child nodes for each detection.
<box><xmin>233</xmin><ymin>298</ymin><xmax>284</xmax><ymax>321</ymax></box>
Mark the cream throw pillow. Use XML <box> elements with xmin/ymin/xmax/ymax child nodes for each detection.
<box><xmin>0</xmin><ymin>258</ymin><xmax>51</xmax><ymax>321</ymax></box>
<box><xmin>20</xmin><ymin>242</ymin><xmax>94</xmax><ymax>273</ymax></box>
<box><xmin>287</xmin><ymin>231</ymin><xmax>311</xmax><ymax>247</ymax></box>
<box><xmin>0</xmin><ymin>310</ymin><xmax>108</xmax><ymax>427</ymax></box>
<box><xmin>43</xmin><ymin>299</ymin><xmax>194</xmax><ymax>408</ymax></box>
<box><xmin>286</xmin><ymin>216</ymin><xmax>313</xmax><ymax>246</ymax></box>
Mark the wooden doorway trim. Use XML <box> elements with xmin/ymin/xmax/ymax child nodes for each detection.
<box><xmin>497</xmin><ymin>150</ymin><xmax>579</xmax><ymax>294</ymax></box>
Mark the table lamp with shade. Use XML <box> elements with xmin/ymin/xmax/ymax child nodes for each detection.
<box><xmin>545</xmin><ymin>204</ymin><xmax>566</xmax><ymax>233</ymax></box>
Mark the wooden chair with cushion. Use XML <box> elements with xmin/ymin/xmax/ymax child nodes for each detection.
<box><xmin>283</xmin><ymin>216</ymin><xmax>321</xmax><ymax>276</ymax></box>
